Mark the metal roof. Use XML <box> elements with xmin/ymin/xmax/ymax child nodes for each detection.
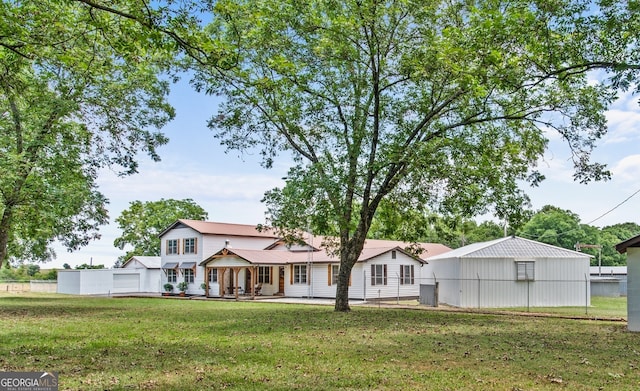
<box><xmin>426</xmin><ymin>236</ymin><xmax>590</xmax><ymax>260</ymax></box>
<box><xmin>201</xmin><ymin>245</ymin><xmax>428</xmax><ymax>266</ymax></box>
<box><xmin>161</xmin><ymin>262</ymin><xmax>178</xmax><ymax>269</ymax></box>
<box><xmin>122</xmin><ymin>256</ymin><xmax>161</xmax><ymax>269</ymax></box>
<box><xmin>159</xmin><ymin>219</ymin><xmax>280</xmax><ymax>239</ymax></box>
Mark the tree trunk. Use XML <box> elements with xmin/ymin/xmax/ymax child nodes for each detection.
<box><xmin>334</xmin><ymin>233</ymin><xmax>369</xmax><ymax>312</ymax></box>
<box><xmin>334</xmin><ymin>259</ymin><xmax>354</xmax><ymax>312</ymax></box>
<box><xmin>0</xmin><ymin>206</ymin><xmax>14</xmax><ymax>269</ymax></box>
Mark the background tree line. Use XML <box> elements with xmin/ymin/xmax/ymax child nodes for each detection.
<box><xmin>368</xmin><ymin>201</ymin><xmax>638</xmax><ymax>266</ymax></box>
<box><xmin>110</xmin><ymin>198</ymin><xmax>637</xmax><ymax>268</ymax></box>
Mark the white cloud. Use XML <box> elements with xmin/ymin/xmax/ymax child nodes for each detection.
<box><xmin>604</xmin><ymin>109</ymin><xmax>640</xmax><ymax>144</ymax></box>
<box><xmin>612</xmin><ymin>155</ymin><xmax>640</xmax><ymax>183</ymax></box>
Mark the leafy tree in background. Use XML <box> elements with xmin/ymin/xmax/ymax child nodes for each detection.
<box><xmin>516</xmin><ymin>205</ymin><xmax>640</xmax><ymax>266</ymax></box>
<box><xmin>75</xmin><ymin>263</ymin><xmax>105</xmax><ymax>270</ymax></box>
<box><xmin>0</xmin><ymin>0</ymin><xmax>179</xmax><ymax>268</ymax></box>
<box><xmin>600</xmin><ymin>223</ymin><xmax>640</xmax><ymax>266</ymax></box>
<box><xmin>198</xmin><ymin>0</ymin><xmax>615</xmax><ymax>311</ymax></box>
<box><xmin>369</xmin><ymin>201</ymin><xmax>508</xmax><ymax>250</ymax></box>
<box><xmin>114</xmin><ymin>199</ymin><xmax>208</xmax><ymax>263</ymax></box>
<box><xmin>518</xmin><ymin>206</ymin><xmax>591</xmax><ymax>249</ymax></box>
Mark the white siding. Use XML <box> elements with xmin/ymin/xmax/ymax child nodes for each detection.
<box><xmin>361</xmin><ymin>252</ymin><xmax>422</xmax><ymax>300</ymax></box>
<box><xmin>57</xmin><ymin>270</ymin><xmax>81</xmax><ymax>294</ymax></box>
<box><xmin>57</xmin><ymin>269</ymin><xmax>160</xmax><ymax>295</ymax></box>
<box><xmin>427</xmin><ymin>256</ymin><xmax>590</xmax><ymax>308</ymax></box>
<box><xmin>282</xmin><ymin>252</ymin><xmax>422</xmax><ymax>300</ymax></box>
<box><xmin>627</xmin><ymin>248</ymin><xmax>640</xmax><ymax>331</ymax></box>
<box><xmin>160</xmin><ymin>227</ymin><xmax>278</xmax><ymax>295</ymax></box>
<box><xmin>425</xmin><ymin>258</ymin><xmax>461</xmax><ymax>307</ymax></box>
<box><xmin>285</xmin><ymin>263</ymin><xmax>313</xmax><ymax>297</ymax></box>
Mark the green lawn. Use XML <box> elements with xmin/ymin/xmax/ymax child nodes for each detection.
<box><xmin>1</xmin><ymin>293</ymin><xmax>639</xmax><ymax>390</ymax></box>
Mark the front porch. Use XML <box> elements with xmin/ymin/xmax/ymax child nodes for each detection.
<box><xmin>200</xmin><ymin>248</ymin><xmax>289</xmax><ymax>300</ymax></box>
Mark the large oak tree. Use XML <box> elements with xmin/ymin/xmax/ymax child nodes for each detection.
<box><xmin>0</xmin><ymin>0</ymin><xmax>179</xmax><ymax>267</ymax></box>
<box><xmin>195</xmin><ymin>0</ymin><xmax>621</xmax><ymax>311</ymax></box>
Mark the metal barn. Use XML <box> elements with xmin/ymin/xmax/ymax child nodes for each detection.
<box><xmin>425</xmin><ymin>236</ymin><xmax>591</xmax><ymax>308</ymax></box>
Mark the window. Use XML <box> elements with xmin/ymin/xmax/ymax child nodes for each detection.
<box><xmin>400</xmin><ymin>265</ymin><xmax>414</xmax><ymax>285</ymax></box>
<box><xmin>208</xmin><ymin>269</ymin><xmax>218</xmax><ymax>283</ymax></box>
<box><xmin>293</xmin><ymin>265</ymin><xmax>307</xmax><ymax>284</ymax></box>
<box><xmin>258</xmin><ymin>266</ymin><xmax>271</xmax><ymax>284</ymax></box>
<box><xmin>391</xmin><ymin>250</ymin><xmax>397</xmax><ymax>259</ymax></box>
<box><xmin>331</xmin><ymin>265</ymin><xmax>339</xmax><ymax>285</ymax></box>
<box><xmin>371</xmin><ymin>264</ymin><xmax>387</xmax><ymax>286</ymax></box>
<box><xmin>184</xmin><ymin>238</ymin><xmax>197</xmax><ymax>254</ymax></box>
<box><xmin>167</xmin><ymin>269</ymin><xmax>177</xmax><ymax>283</ymax></box>
<box><xmin>166</xmin><ymin>239</ymin><xmax>179</xmax><ymax>255</ymax></box>
<box><xmin>183</xmin><ymin>269</ymin><xmax>194</xmax><ymax>283</ymax></box>
<box><xmin>516</xmin><ymin>261</ymin><xmax>535</xmax><ymax>281</ymax></box>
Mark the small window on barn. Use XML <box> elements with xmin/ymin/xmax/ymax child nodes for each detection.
<box><xmin>516</xmin><ymin>261</ymin><xmax>535</xmax><ymax>281</ymax></box>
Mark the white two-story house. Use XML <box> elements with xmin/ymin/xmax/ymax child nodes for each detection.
<box><xmin>159</xmin><ymin>219</ymin><xmax>452</xmax><ymax>300</ymax></box>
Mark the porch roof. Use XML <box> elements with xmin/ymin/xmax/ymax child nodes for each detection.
<box><xmin>200</xmin><ymin>248</ymin><xmax>333</xmax><ymax>266</ymax></box>
<box><xmin>200</xmin><ymin>245</ymin><xmax>426</xmax><ymax>266</ymax></box>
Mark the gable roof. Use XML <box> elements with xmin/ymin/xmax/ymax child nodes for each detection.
<box><xmin>122</xmin><ymin>256</ymin><xmax>161</xmax><ymax>269</ymax></box>
<box><xmin>362</xmin><ymin>239</ymin><xmax>451</xmax><ymax>258</ymax></box>
<box><xmin>200</xmin><ymin>248</ymin><xmax>333</xmax><ymax>266</ymax></box>
<box><xmin>616</xmin><ymin>234</ymin><xmax>640</xmax><ymax>254</ymax></box>
<box><xmin>159</xmin><ymin>219</ymin><xmax>279</xmax><ymax>239</ymax></box>
<box><xmin>426</xmin><ymin>236</ymin><xmax>590</xmax><ymax>260</ymax></box>
<box><xmin>289</xmin><ymin>235</ymin><xmax>451</xmax><ymax>257</ymax></box>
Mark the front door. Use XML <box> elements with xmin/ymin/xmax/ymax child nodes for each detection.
<box><xmin>278</xmin><ymin>266</ymin><xmax>285</xmax><ymax>295</ymax></box>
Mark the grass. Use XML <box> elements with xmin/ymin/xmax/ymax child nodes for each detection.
<box><xmin>386</xmin><ymin>296</ymin><xmax>628</xmax><ymax>319</ymax></box>
<box><xmin>1</xmin><ymin>293</ymin><xmax>639</xmax><ymax>390</ymax></box>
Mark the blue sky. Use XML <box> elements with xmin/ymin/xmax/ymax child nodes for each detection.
<box><xmin>47</xmin><ymin>77</ymin><xmax>640</xmax><ymax>268</ymax></box>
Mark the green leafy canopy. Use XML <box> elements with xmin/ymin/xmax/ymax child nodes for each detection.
<box><xmin>114</xmin><ymin>199</ymin><xmax>208</xmax><ymax>264</ymax></box>
<box><xmin>197</xmin><ymin>0</ymin><xmax>619</xmax><ymax>310</ymax></box>
<box><xmin>0</xmin><ymin>0</ymin><xmax>179</xmax><ymax>267</ymax></box>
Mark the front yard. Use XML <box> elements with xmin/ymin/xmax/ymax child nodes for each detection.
<box><xmin>0</xmin><ymin>293</ymin><xmax>638</xmax><ymax>390</ymax></box>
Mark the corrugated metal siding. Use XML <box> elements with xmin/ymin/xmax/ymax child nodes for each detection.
<box><xmin>457</xmin><ymin>257</ymin><xmax>590</xmax><ymax>308</ymax></box>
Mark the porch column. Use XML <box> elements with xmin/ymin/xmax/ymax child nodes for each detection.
<box><xmin>232</xmin><ymin>267</ymin><xmax>242</xmax><ymax>300</ymax></box>
<box><xmin>204</xmin><ymin>267</ymin><xmax>209</xmax><ymax>297</ymax></box>
<box><xmin>251</xmin><ymin>266</ymin><xmax>257</xmax><ymax>300</ymax></box>
<box><xmin>219</xmin><ymin>267</ymin><xmax>227</xmax><ymax>297</ymax></box>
